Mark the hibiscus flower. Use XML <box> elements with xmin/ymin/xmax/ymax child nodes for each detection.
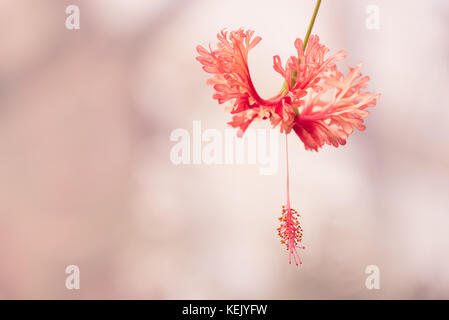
<box><xmin>196</xmin><ymin>0</ymin><xmax>379</xmax><ymax>265</ymax></box>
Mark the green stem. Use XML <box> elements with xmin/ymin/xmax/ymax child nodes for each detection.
<box><xmin>281</xmin><ymin>0</ymin><xmax>322</xmax><ymax>95</ymax></box>
<box><xmin>303</xmin><ymin>0</ymin><xmax>322</xmax><ymax>51</ymax></box>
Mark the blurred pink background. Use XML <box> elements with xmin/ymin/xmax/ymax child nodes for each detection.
<box><xmin>0</xmin><ymin>0</ymin><xmax>449</xmax><ymax>299</ymax></box>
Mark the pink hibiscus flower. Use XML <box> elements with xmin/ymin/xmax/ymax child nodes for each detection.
<box><xmin>196</xmin><ymin>1</ymin><xmax>379</xmax><ymax>265</ymax></box>
<box><xmin>196</xmin><ymin>31</ymin><xmax>379</xmax><ymax>150</ymax></box>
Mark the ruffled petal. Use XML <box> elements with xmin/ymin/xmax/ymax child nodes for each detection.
<box><xmin>293</xmin><ymin>62</ymin><xmax>380</xmax><ymax>150</ymax></box>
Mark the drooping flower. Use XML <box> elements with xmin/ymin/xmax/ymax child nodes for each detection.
<box><xmin>197</xmin><ymin>31</ymin><xmax>379</xmax><ymax>150</ymax></box>
<box><xmin>196</xmin><ymin>3</ymin><xmax>379</xmax><ymax>266</ymax></box>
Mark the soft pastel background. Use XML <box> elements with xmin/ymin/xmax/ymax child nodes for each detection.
<box><xmin>0</xmin><ymin>0</ymin><xmax>448</xmax><ymax>299</ymax></box>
